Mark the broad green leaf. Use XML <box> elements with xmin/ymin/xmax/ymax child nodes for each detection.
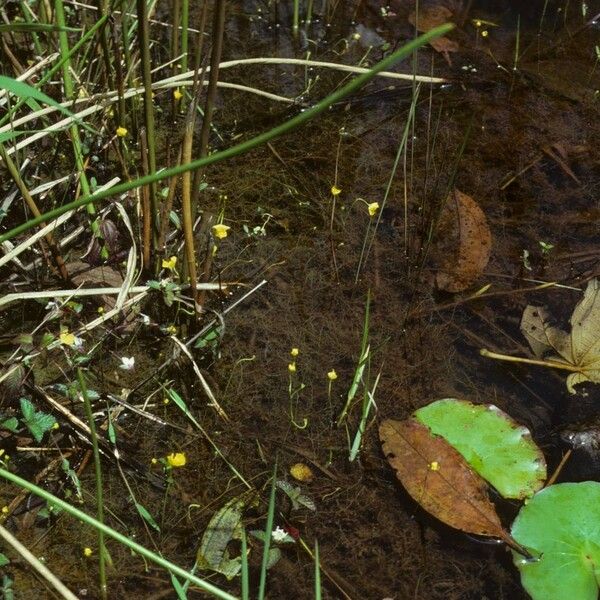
<box><xmin>511</xmin><ymin>482</ymin><xmax>600</xmax><ymax>600</ymax></box>
<box><xmin>0</xmin><ymin>554</ymin><xmax>9</xmax><ymax>567</ymax></box>
<box><xmin>1</xmin><ymin>418</ymin><xmax>19</xmax><ymax>433</ymax></box>
<box><xmin>414</xmin><ymin>398</ymin><xmax>546</xmax><ymax>499</ymax></box>
<box><xmin>20</xmin><ymin>397</ymin><xmax>56</xmax><ymax>443</ymax></box>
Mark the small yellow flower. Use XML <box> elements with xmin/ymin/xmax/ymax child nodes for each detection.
<box><xmin>367</xmin><ymin>202</ymin><xmax>380</xmax><ymax>217</ymax></box>
<box><xmin>290</xmin><ymin>463</ymin><xmax>313</xmax><ymax>482</ymax></box>
<box><xmin>474</xmin><ymin>19</ymin><xmax>482</xmax><ymax>27</ymax></box>
<box><xmin>163</xmin><ymin>397</ymin><xmax>170</xmax><ymax>405</ymax></box>
<box><xmin>59</xmin><ymin>331</ymin><xmax>76</xmax><ymax>347</ymax></box>
<box><xmin>481</xmin><ymin>30</ymin><xmax>489</xmax><ymax>37</ymax></box>
<box><xmin>166</xmin><ymin>325</ymin><xmax>177</xmax><ymax>335</ymax></box>
<box><xmin>97</xmin><ymin>306</ymin><xmax>105</xmax><ymax>314</ymax></box>
<box><xmin>151</xmin><ymin>457</ymin><xmax>158</xmax><ymax>465</ymax></box>
<box><xmin>288</xmin><ymin>362</ymin><xmax>296</xmax><ymax>373</ymax></box>
<box><xmin>116</xmin><ymin>126</ymin><xmax>128</xmax><ymax>137</ymax></box>
<box><xmin>327</xmin><ymin>369</ymin><xmax>338</xmax><ymax>381</ymax></box>
<box><xmin>173</xmin><ymin>88</ymin><xmax>183</xmax><ymax>101</ymax></box>
<box><xmin>290</xmin><ymin>348</ymin><xmax>299</xmax><ymax>357</ymax></box>
<box><xmin>166</xmin><ymin>452</ymin><xmax>187</xmax><ymax>468</ymax></box>
<box><xmin>52</xmin><ymin>422</ymin><xmax>59</xmax><ymax>430</ymax></box>
<box><xmin>331</xmin><ymin>185</ymin><xmax>341</xmax><ymax>196</ymax></box>
<box><xmin>83</xmin><ymin>547</ymin><xmax>93</xmax><ymax>557</ymax></box>
<box><xmin>162</xmin><ymin>256</ymin><xmax>177</xmax><ymax>270</ymax></box>
<box><xmin>429</xmin><ymin>461</ymin><xmax>440</xmax><ymax>471</ymax></box>
<box><xmin>1</xmin><ymin>506</ymin><xmax>9</xmax><ymax>515</ymax></box>
<box><xmin>212</xmin><ymin>224</ymin><xmax>230</xmax><ymax>239</ymax></box>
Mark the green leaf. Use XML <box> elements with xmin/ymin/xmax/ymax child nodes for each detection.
<box><xmin>0</xmin><ymin>24</ymin><xmax>80</xmax><ymax>33</ymax></box>
<box><xmin>0</xmin><ymin>553</ymin><xmax>9</xmax><ymax>567</ymax></box>
<box><xmin>135</xmin><ymin>503</ymin><xmax>160</xmax><ymax>532</ymax></box>
<box><xmin>0</xmin><ymin>76</ymin><xmax>94</xmax><ymax>134</ymax></box>
<box><xmin>196</xmin><ymin>495</ymin><xmax>246</xmax><ymax>580</ymax></box>
<box><xmin>1</xmin><ymin>418</ymin><xmax>19</xmax><ymax>433</ymax></box>
<box><xmin>511</xmin><ymin>482</ymin><xmax>600</xmax><ymax>600</ymax></box>
<box><xmin>19</xmin><ymin>398</ymin><xmax>56</xmax><ymax>443</ymax></box>
<box><xmin>414</xmin><ymin>398</ymin><xmax>546</xmax><ymax>499</ymax></box>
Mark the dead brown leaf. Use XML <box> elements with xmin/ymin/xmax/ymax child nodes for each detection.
<box><xmin>435</xmin><ymin>189</ymin><xmax>492</xmax><ymax>292</ymax></box>
<box><xmin>379</xmin><ymin>418</ymin><xmax>512</xmax><ymax>543</ymax></box>
<box><xmin>408</xmin><ymin>6</ymin><xmax>458</xmax><ymax>64</ymax></box>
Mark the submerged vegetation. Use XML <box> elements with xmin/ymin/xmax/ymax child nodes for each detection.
<box><xmin>0</xmin><ymin>0</ymin><xmax>599</xmax><ymax>598</ymax></box>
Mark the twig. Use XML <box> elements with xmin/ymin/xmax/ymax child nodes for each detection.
<box><xmin>0</xmin><ymin>523</ymin><xmax>79</xmax><ymax>600</ymax></box>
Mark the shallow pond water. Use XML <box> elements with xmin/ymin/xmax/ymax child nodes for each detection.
<box><xmin>1</xmin><ymin>0</ymin><xmax>599</xmax><ymax>598</ymax></box>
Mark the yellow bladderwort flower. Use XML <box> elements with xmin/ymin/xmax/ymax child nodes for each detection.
<box><xmin>481</xmin><ymin>30</ymin><xmax>489</xmax><ymax>37</ymax></box>
<box><xmin>288</xmin><ymin>362</ymin><xmax>296</xmax><ymax>373</ymax></box>
<box><xmin>83</xmin><ymin>547</ymin><xmax>93</xmax><ymax>557</ymax></box>
<box><xmin>1</xmin><ymin>506</ymin><xmax>9</xmax><ymax>515</ymax></box>
<box><xmin>166</xmin><ymin>452</ymin><xmax>187</xmax><ymax>467</ymax></box>
<box><xmin>367</xmin><ymin>202</ymin><xmax>380</xmax><ymax>217</ymax></box>
<box><xmin>151</xmin><ymin>457</ymin><xmax>158</xmax><ymax>465</ymax></box>
<box><xmin>97</xmin><ymin>306</ymin><xmax>105</xmax><ymax>314</ymax></box>
<box><xmin>429</xmin><ymin>461</ymin><xmax>440</xmax><ymax>471</ymax></box>
<box><xmin>212</xmin><ymin>224</ymin><xmax>230</xmax><ymax>239</ymax></box>
<box><xmin>290</xmin><ymin>348</ymin><xmax>299</xmax><ymax>357</ymax></box>
<box><xmin>116</xmin><ymin>126</ymin><xmax>128</xmax><ymax>137</ymax></box>
<box><xmin>331</xmin><ymin>185</ymin><xmax>341</xmax><ymax>196</ymax></box>
<box><xmin>327</xmin><ymin>369</ymin><xmax>338</xmax><ymax>381</ymax></box>
<box><xmin>166</xmin><ymin>325</ymin><xmax>177</xmax><ymax>335</ymax></box>
<box><xmin>173</xmin><ymin>88</ymin><xmax>183</xmax><ymax>100</ymax></box>
<box><xmin>162</xmin><ymin>256</ymin><xmax>177</xmax><ymax>270</ymax></box>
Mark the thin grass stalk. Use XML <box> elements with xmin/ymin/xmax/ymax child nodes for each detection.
<box><xmin>18</xmin><ymin>1</ymin><xmax>44</xmax><ymax>56</ymax></box>
<box><xmin>0</xmin><ymin>143</ymin><xmax>68</xmax><ymax>280</ymax></box>
<box><xmin>306</xmin><ymin>0</ymin><xmax>314</xmax><ymax>27</ymax></box>
<box><xmin>0</xmin><ymin>467</ymin><xmax>237</xmax><ymax>600</ymax></box>
<box><xmin>77</xmin><ymin>368</ymin><xmax>107</xmax><ymax>600</ymax></box>
<box><xmin>241</xmin><ymin>528</ymin><xmax>249</xmax><ymax>600</ymax></box>
<box><xmin>139</xmin><ymin>127</ymin><xmax>152</xmax><ymax>268</ymax></box>
<box><xmin>314</xmin><ymin>540</ymin><xmax>321</xmax><ymax>600</ymax></box>
<box><xmin>94</xmin><ymin>0</ymin><xmax>115</xmax><ymax>94</ymax></box>
<box><xmin>157</xmin><ymin>146</ymin><xmax>182</xmax><ymax>252</ymax></box>
<box><xmin>293</xmin><ymin>0</ymin><xmax>300</xmax><ymax>35</ymax></box>
<box><xmin>136</xmin><ymin>0</ymin><xmax>158</xmax><ymax>250</ymax></box>
<box><xmin>0</xmin><ymin>24</ymin><xmax>454</xmax><ymax>243</ymax></box>
<box><xmin>54</xmin><ymin>0</ymin><xmax>104</xmax><ymax>250</ymax></box>
<box><xmin>180</xmin><ymin>0</ymin><xmax>189</xmax><ymax>73</ymax></box>
<box><xmin>171</xmin><ymin>0</ymin><xmax>181</xmax><ymax>118</ymax></box>
<box><xmin>258</xmin><ymin>463</ymin><xmax>278</xmax><ymax>600</ymax></box>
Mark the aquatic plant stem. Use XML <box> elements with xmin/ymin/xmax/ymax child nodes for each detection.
<box><xmin>0</xmin><ymin>24</ymin><xmax>454</xmax><ymax>243</ymax></box>
<box><xmin>77</xmin><ymin>368</ymin><xmax>107</xmax><ymax>600</ymax></box>
<box><xmin>0</xmin><ymin>467</ymin><xmax>237</xmax><ymax>600</ymax></box>
<box><xmin>136</xmin><ymin>0</ymin><xmax>158</xmax><ymax>245</ymax></box>
<box><xmin>480</xmin><ymin>349</ymin><xmax>581</xmax><ymax>372</ymax></box>
<box><xmin>258</xmin><ymin>462</ymin><xmax>277</xmax><ymax>600</ymax></box>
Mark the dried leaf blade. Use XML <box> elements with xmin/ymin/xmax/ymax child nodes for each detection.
<box><xmin>379</xmin><ymin>418</ymin><xmax>509</xmax><ymax>541</ymax></box>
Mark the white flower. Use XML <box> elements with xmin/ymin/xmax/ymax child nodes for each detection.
<box><xmin>119</xmin><ymin>356</ymin><xmax>135</xmax><ymax>371</ymax></box>
<box><xmin>139</xmin><ymin>313</ymin><xmax>151</xmax><ymax>325</ymax></box>
<box><xmin>45</xmin><ymin>301</ymin><xmax>59</xmax><ymax>311</ymax></box>
<box><xmin>271</xmin><ymin>526</ymin><xmax>293</xmax><ymax>543</ymax></box>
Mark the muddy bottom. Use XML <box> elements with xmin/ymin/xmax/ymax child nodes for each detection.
<box><xmin>1</xmin><ymin>0</ymin><xmax>599</xmax><ymax>598</ymax></box>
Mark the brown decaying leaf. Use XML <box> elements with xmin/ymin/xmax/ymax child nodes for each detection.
<box><xmin>520</xmin><ymin>279</ymin><xmax>600</xmax><ymax>392</ymax></box>
<box><xmin>379</xmin><ymin>418</ymin><xmax>512</xmax><ymax>543</ymax></box>
<box><xmin>408</xmin><ymin>6</ymin><xmax>458</xmax><ymax>64</ymax></box>
<box><xmin>435</xmin><ymin>189</ymin><xmax>492</xmax><ymax>292</ymax></box>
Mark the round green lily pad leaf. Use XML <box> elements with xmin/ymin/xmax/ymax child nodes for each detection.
<box><xmin>511</xmin><ymin>482</ymin><xmax>600</xmax><ymax>600</ymax></box>
<box><xmin>414</xmin><ymin>398</ymin><xmax>546</xmax><ymax>499</ymax></box>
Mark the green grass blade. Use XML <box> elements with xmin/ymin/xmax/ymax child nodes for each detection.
<box><xmin>0</xmin><ymin>23</ymin><xmax>454</xmax><ymax>243</ymax></box>
<box><xmin>314</xmin><ymin>540</ymin><xmax>321</xmax><ymax>600</ymax></box>
<box><xmin>0</xmin><ymin>467</ymin><xmax>237</xmax><ymax>600</ymax></box>
<box><xmin>241</xmin><ymin>528</ymin><xmax>249</xmax><ymax>600</ymax></box>
<box><xmin>258</xmin><ymin>463</ymin><xmax>278</xmax><ymax>600</ymax></box>
<box><xmin>0</xmin><ymin>24</ymin><xmax>80</xmax><ymax>33</ymax></box>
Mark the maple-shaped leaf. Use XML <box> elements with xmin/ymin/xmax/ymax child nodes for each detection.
<box><xmin>520</xmin><ymin>279</ymin><xmax>600</xmax><ymax>393</ymax></box>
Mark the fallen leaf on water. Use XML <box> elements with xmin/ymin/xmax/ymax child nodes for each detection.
<box><xmin>379</xmin><ymin>418</ymin><xmax>513</xmax><ymax>544</ymax></box>
<box><xmin>408</xmin><ymin>6</ymin><xmax>458</xmax><ymax>64</ymax></box>
<box><xmin>520</xmin><ymin>279</ymin><xmax>600</xmax><ymax>393</ymax></box>
<box><xmin>434</xmin><ymin>189</ymin><xmax>492</xmax><ymax>292</ymax></box>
